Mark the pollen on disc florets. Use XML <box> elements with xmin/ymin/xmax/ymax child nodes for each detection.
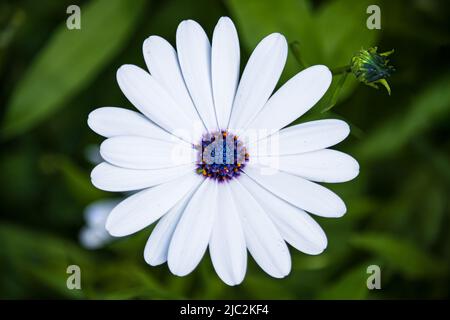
<box><xmin>195</xmin><ymin>130</ymin><xmax>249</xmax><ymax>182</ymax></box>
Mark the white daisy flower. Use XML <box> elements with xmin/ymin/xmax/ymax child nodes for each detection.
<box><xmin>88</xmin><ymin>17</ymin><xmax>359</xmax><ymax>285</ymax></box>
<box><xmin>79</xmin><ymin>199</ymin><xmax>118</xmax><ymax>250</ymax></box>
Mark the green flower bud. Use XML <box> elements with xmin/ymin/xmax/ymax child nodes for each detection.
<box><xmin>351</xmin><ymin>47</ymin><xmax>395</xmax><ymax>95</ymax></box>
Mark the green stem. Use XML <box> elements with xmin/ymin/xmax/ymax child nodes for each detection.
<box><xmin>289</xmin><ymin>41</ymin><xmax>307</xmax><ymax>70</ymax></box>
<box><xmin>331</xmin><ymin>65</ymin><xmax>351</xmax><ymax>75</ymax></box>
<box><xmin>321</xmin><ymin>71</ymin><xmax>348</xmax><ymax>113</ymax></box>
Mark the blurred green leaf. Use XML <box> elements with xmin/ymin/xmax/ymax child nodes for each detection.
<box><xmin>0</xmin><ymin>144</ymin><xmax>40</xmax><ymax>207</ymax></box>
<box><xmin>146</xmin><ymin>0</ymin><xmax>223</xmax><ymax>40</ymax></box>
<box><xmin>317</xmin><ymin>0</ymin><xmax>379</xmax><ymax>66</ymax></box>
<box><xmin>313</xmin><ymin>0</ymin><xmax>380</xmax><ymax>111</ymax></box>
<box><xmin>227</xmin><ymin>0</ymin><xmax>380</xmax><ymax>113</ymax></box>
<box><xmin>0</xmin><ymin>223</ymin><xmax>91</xmax><ymax>298</ymax></box>
<box><xmin>318</xmin><ymin>263</ymin><xmax>370</xmax><ymax>299</ymax></box>
<box><xmin>40</xmin><ymin>154</ymin><xmax>106</xmax><ymax>204</ymax></box>
<box><xmin>1</xmin><ymin>0</ymin><xmax>146</xmax><ymax>139</ymax></box>
<box><xmin>226</xmin><ymin>0</ymin><xmax>319</xmax><ymax>82</ymax></box>
<box><xmin>243</xmin><ymin>274</ymin><xmax>295</xmax><ymax>299</ymax></box>
<box><xmin>420</xmin><ymin>186</ymin><xmax>447</xmax><ymax>246</ymax></box>
<box><xmin>413</xmin><ymin>137</ymin><xmax>450</xmax><ymax>183</ymax></box>
<box><xmin>350</xmin><ymin>233</ymin><xmax>447</xmax><ymax>279</ymax></box>
<box><xmin>0</xmin><ymin>8</ymin><xmax>25</xmax><ymax>72</ymax></box>
<box><xmin>292</xmin><ymin>254</ymin><xmax>330</xmax><ymax>271</ymax></box>
<box><xmin>90</xmin><ymin>263</ymin><xmax>183</xmax><ymax>299</ymax></box>
<box><xmin>358</xmin><ymin>73</ymin><xmax>450</xmax><ymax>160</ymax></box>
<box><xmin>372</xmin><ymin>169</ymin><xmax>428</xmax><ymax>233</ymax></box>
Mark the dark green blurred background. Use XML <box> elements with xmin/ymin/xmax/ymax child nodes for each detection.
<box><xmin>0</xmin><ymin>0</ymin><xmax>449</xmax><ymax>299</ymax></box>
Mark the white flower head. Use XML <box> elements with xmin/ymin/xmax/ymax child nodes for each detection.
<box><xmin>79</xmin><ymin>199</ymin><xmax>118</xmax><ymax>249</ymax></box>
<box><xmin>88</xmin><ymin>17</ymin><xmax>359</xmax><ymax>285</ymax></box>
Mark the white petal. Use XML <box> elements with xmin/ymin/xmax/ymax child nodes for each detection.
<box><xmin>211</xmin><ymin>17</ymin><xmax>240</xmax><ymax>129</ymax></box>
<box><xmin>229</xmin><ymin>180</ymin><xmax>291</xmax><ymax>278</ymax></box>
<box><xmin>244</xmin><ymin>165</ymin><xmax>346</xmax><ymax>218</ymax></box>
<box><xmin>239</xmin><ymin>174</ymin><xmax>327</xmax><ymax>255</ymax></box>
<box><xmin>144</xmin><ymin>188</ymin><xmax>197</xmax><ymax>266</ymax></box>
<box><xmin>91</xmin><ymin>162</ymin><xmax>196</xmax><ymax>192</ymax></box>
<box><xmin>245</xmin><ymin>65</ymin><xmax>332</xmax><ymax>140</ymax></box>
<box><xmin>228</xmin><ymin>33</ymin><xmax>287</xmax><ymax>130</ymax></box>
<box><xmin>256</xmin><ymin>149</ymin><xmax>359</xmax><ymax>183</ymax></box>
<box><xmin>251</xmin><ymin>119</ymin><xmax>350</xmax><ymax>156</ymax></box>
<box><xmin>176</xmin><ymin>20</ymin><xmax>218</xmax><ymax>131</ymax></box>
<box><xmin>209</xmin><ymin>183</ymin><xmax>247</xmax><ymax>286</ymax></box>
<box><xmin>116</xmin><ymin>64</ymin><xmax>195</xmax><ymax>142</ymax></box>
<box><xmin>142</xmin><ymin>36</ymin><xmax>204</xmax><ymax>129</ymax></box>
<box><xmin>168</xmin><ymin>179</ymin><xmax>218</xmax><ymax>276</ymax></box>
<box><xmin>106</xmin><ymin>173</ymin><xmax>202</xmax><ymax>237</ymax></box>
<box><xmin>87</xmin><ymin>107</ymin><xmax>173</xmax><ymax>141</ymax></box>
<box><xmin>100</xmin><ymin>136</ymin><xmax>196</xmax><ymax>169</ymax></box>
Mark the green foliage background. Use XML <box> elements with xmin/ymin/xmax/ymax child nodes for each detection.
<box><xmin>0</xmin><ymin>0</ymin><xmax>449</xmax><ymax>299</ymax></box>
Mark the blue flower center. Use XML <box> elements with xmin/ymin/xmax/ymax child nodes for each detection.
<box><xmin>196</xmin><ymin>131</ymin><xmax>249</xmax><ymax>182</ymax></box>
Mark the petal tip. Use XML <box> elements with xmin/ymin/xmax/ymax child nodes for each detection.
<box><xmin>117</xmin><ymin>64</ymin><xmax>142</xmax><ymax>78</ymax></box>
<box><xmin>351</xmin><ymin>157</ymin><xmax>361</xmax><ymax>180</ymax></box>
<box><xmin>218</xmin><ymin>16</ymin><xmax>232</xmax><ymax>24</ymax></box>
<box><xmin>177</xmin><ymin>19</ymin><xmax>200</xmax><ymax>31</ymax></box>
<box><xmin>223</xmin><ymin>278</ymin><xmax>244</xmax><ymax>286</ymax></box>
<box><xmin>168</xmin><ymin>262</ymin><xmax>189</xmax><ymax>277</ymax></box>
<box><xmin>144</xmin><ymin>251</ymin><xmax>164</xmax><ymax>267</ymax></box>
<box><xmin>105</xmin><ymin>220</ymin><xmax>121</xmax><ymax>237</ymax></box>
<box><xmin>105</xmin><ymin>214</ymin><xmax>131</xmax><ymax>238</ymax></box>
<box><xmin>335</xmin><ymin>205</ymin><xmax>347</xmax><ymax>218</ymax></box>
<box><xmin>142</xmin><ymin>35</ymin><xmax>160</xmax><ymax>51</ymax></box>
<box><xmin>87</xmin><ymin>112</ymin><xmax>96</xmax><ymax>130</ymax></box>
<box><xmin>318</xmin><ymin>64</ymin><xmax>333</xmax><ymax>81</ymax></box>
